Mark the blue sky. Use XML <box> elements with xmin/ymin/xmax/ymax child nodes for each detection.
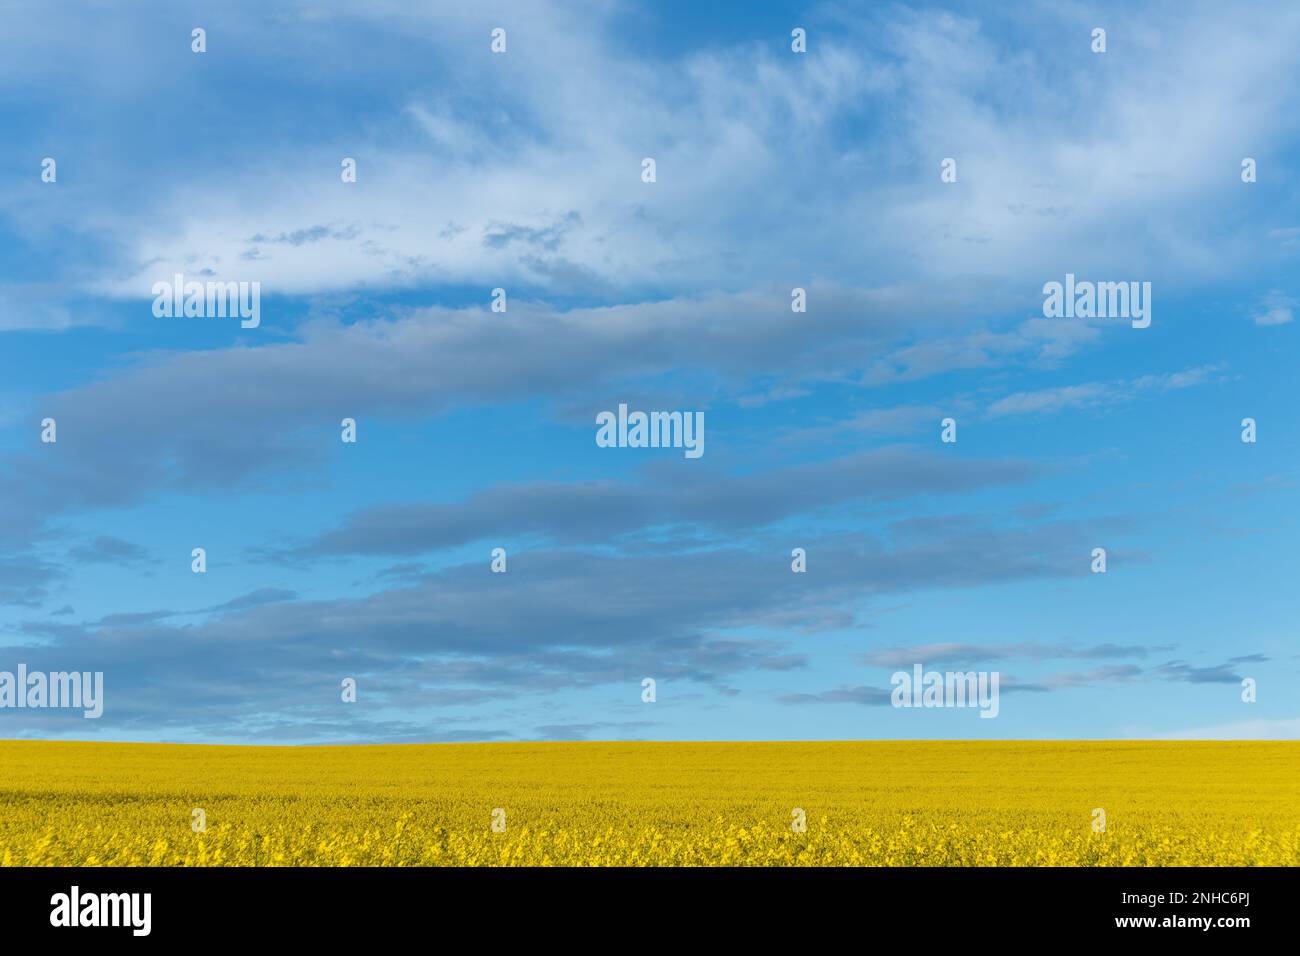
<box><xmin>0</xmin><ymin>0</ymin><xmax>1296</xmax><ymax>743</ymax></box>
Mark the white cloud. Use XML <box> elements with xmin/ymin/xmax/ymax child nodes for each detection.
<box><xmin>15</xmin><ymin>0</ymin><xmax>1292</xmax><ymax>312</ymax></box>
<box><xmin>1143</xmin><ymin>717</ymin><xmax>1300</xmax><ymax>740</ymax></box>
<box><xmin>1251</xmin><ymin>290</ymin><xmax>1294</xmax><ymax>326</ymax></box>
<box><xmin>986</xmin><ymin>365</ymin><xmax>1220</xmax><ymax>418</ymax></box>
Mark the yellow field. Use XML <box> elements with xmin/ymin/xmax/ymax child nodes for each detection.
<box><xmin>0</xmin><ymin>740</ymin><xmax>1296</xmax><ymax>866</ymax></box>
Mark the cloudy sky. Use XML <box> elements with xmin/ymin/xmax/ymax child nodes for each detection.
<box><xmin>0</xmin><ymin>0</ymin><xmax>1296</xmax><ymax>743</ymax></box>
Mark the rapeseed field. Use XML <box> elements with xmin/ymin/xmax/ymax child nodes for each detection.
<box><xmin>0</xmin><ymin>740</ymin><xmax>1295</xmax><ymax>866</ymax></box>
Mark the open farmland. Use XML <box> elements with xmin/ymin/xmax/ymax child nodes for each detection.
<box><xmin>1</xmin><ymin>740</ymin><xmax>1296</xmax><ymax>866</ymax></box>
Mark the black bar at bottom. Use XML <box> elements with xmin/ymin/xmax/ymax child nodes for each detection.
<box><xmin>0</xmin><ymin>866</ymin><xmax>1289</xmax><ymax>942</ymax></box>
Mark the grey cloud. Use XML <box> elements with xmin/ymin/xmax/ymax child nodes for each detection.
<box><xmin>1033</xmin><ymin>665</ymin><xmax>1146</xmax><ymax>688</ymax></box>
<box><xmin>67</xmin><ymin>535</ymin><xmax>152</xmax><ymax>565</ymax></box>
<box><xmin>0</xmin><ymin>556</ymin><xmax>61</xmax><ymax>607</ymax></box>
<box><xmin>287</xmin><ymin>447</ymin><xmax>1042</xmax><ymax>560</ymax></box>
<box><xmin>97</xmin><ymin>609</ymin><xmax>174</xmax><ymax>627</ymax></box>
<box><xmin>858</xmin><ymin>641</ymin><xmax>1172</xmax><ymax>669</ymax></box>
<box><xmin>777</xmin><ymin>686</ymin><xmax>893</xmax><ymax>706</ymax></box>
<box><xmin>0</xmin><ymin>285</ymin><xmax>1044</xmax><ymax>549</ymax></box>
<box><xmin>482</xmin><ymin>211</ymin><xmax>581</xmax><ymax>251</ymax></box>
<box><xmin>86</xmin><ymin>589</ymin><xmax>298</xmax><ymax>625</ymax></box>
<box><xmin>1156</xmin><ymin>658</ymin><xmax>1266</xmax><ymax>684</ymax></box>
<box><xmin>203</xmin><ymin>587</ymin><xmax>299</xmax><ymax>613</ymax></box>
<box><xmin>0</xmin><ymin>515</ymin><xmax>1092</xmax><ymax>741</ymax></box>
<box><xmin>247</xmin><ymin>224</ymin><xmax>360</xmax><ymax>247</ymax></box>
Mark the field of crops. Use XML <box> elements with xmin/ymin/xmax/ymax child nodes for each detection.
<box><xmin>0</xmin><ymin>740</ymin><xmax>1296</xmax><ymax>866</ymax></box>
